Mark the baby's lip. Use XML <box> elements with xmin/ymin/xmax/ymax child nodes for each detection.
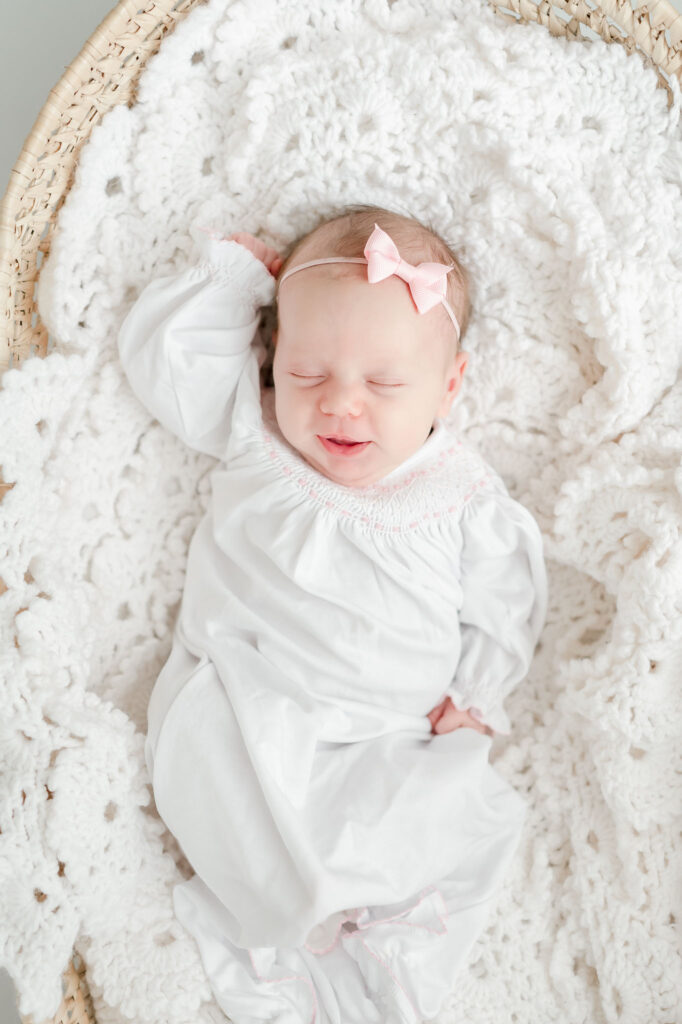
<box><xmin>317</xmin><ymin>435</ymin><xmax>372</xmax><ymax>457</ymax></box>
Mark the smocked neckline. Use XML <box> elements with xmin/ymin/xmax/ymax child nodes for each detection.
<box><xmin>257</xmin><ymin>392</ymin><xmax>491</xmax><ymax>533</ymax></box>
<box><xmin>377</xmin><ymin>419</ymin><xmax>448</xmax><ymax>485</ymax></box>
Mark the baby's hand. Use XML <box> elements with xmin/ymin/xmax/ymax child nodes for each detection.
<box><xmin>427</xmin><ymin>696</ymin><xmax>493</xmax><ymax>737</ymax></box>
<box><xmin>228</xmin><ymin>231</ymin><xmax>283</xmax><ymax>277</ymax></box>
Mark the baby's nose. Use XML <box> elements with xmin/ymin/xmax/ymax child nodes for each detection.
<box><xmin>319</xmin><ymin>379</ymin><xmax>363</xmax><ymax>417</ymax></box>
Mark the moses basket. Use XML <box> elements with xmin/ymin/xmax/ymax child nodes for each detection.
<box><xmin>1</xmin><ymin>0</ymin><xmax>680</xmax><ymax>1022</ymax></box>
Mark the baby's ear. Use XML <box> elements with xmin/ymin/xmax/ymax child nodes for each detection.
<box><xmin>447</xmin><ymin>350</ymin><xmax>467</xmax><ymax>391</ymax></box>
<box><xmin>437</xmin><ymin>350</ymin><xmax>467</xmax><ymax>417</ymax></box>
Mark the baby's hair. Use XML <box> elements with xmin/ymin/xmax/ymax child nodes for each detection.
<box><xmin>277</xmin><ymin>204</ymin><xmax>471</xmax><ymax>345</ymax></box>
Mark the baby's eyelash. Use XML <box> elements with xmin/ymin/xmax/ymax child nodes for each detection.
<box><xmin>289</xmin><ymin>374</ymin><xmax>404</xmax><ymax>389</ymax></box>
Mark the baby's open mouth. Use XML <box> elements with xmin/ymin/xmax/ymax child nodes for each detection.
<box><xmin>317</xmin><ymin>435</ymin><xmax>371</xmax><ymax>457</ymax></box>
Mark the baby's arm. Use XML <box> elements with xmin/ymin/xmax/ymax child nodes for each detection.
<box><xmin>433</xmin><ymin>482</ymin><xmax>547</xmax><ymax>738</ymax></box>
<box><xmin>117</xmin><ymin>225</ymin><xmax>279</xmax><ymax>458</ymax></box>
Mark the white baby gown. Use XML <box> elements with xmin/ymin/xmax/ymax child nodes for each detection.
<box><xmin>118</xmin><ymin>226</ymin><xmax>547</xmax><ymax>1024</ymax></box>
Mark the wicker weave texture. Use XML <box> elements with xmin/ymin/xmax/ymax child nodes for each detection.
<box><xmin>20</xmin><ymin>958</ymin><xmax>95</xmax><ymax>1024</ymax></box>
<box><xmin>0</xmin><ymin>0</ymin><xmax>201</xmax><ymax>371</ymax></box>
<box><xmin>2</xmin><ymin>1</ymin><xmax>680</xmax><ymax>1023</ymax></box>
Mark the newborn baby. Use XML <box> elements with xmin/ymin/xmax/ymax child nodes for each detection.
<box><xmin>239</xmin><ymin>216</ymin><xmax>485</xmax><ymax>737</ymax></box>
<box><xmin>118</xmin><ymin>204</ymin><xmax>547</xmax><ymax>1024</ymax></box>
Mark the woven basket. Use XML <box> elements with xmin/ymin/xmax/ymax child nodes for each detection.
<box><xmin>2</xmin><ymin>1</ymin><xmax>680</xmax><ymax>1022</ymax></box>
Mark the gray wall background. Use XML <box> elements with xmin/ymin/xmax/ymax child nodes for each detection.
<box><xmin>1</xmin><ymin>0</ymin><xmax>115</xmax><ymax>196</ymax></box>
<box><xmin>1</xmin><ymin>1</ymin><xmax>681</xmax><ymax>1021</ymax></box>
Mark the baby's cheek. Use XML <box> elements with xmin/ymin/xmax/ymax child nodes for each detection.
<box><xmin>273</xmin><ymin>386</ymin><xmax>296</xmax><ymax>438</ymax></box>
<box><xmin>279</xmin><ymin>388</ymin><xmax>314</xmax><ymax>448</ymax></box>
<box><xmin>388</xmin><ymin>397</ymin><xmax>431</xmax><ymax>450</ymax></box>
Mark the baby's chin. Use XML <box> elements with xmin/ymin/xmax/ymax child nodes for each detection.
<box><xmin>276</xmin><ymin>420</ymin><xmax>421</xmax><ymax>489</ymax></box>
<box><xmin>297</xmin><ymin>445</ymin><xmax>403</xmax><ymax>490</ymax></box>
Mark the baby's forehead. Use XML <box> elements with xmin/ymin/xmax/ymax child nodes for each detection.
<box><xmin>277</xmin><ymin>271</ymin><xmax>451</xmax><ymax>366</ymax></box>
<box><xmin>278</xmin><ymin>267</ymin><xmax>411</xmax><ymax>322</ymax></box>
<box><xmin>276</xmin><ymin>262</ymin><xmax>365</xmax><ymax>308</ymax></box>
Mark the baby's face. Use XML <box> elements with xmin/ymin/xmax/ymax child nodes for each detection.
<box><xmin>272</xmin><ymin>268</ymin><xmax>467</xmax><ymax>488</ymax></box>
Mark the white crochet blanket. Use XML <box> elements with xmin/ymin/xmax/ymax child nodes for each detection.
<box><xmin>2</xmin><ymin>1</ymin><xmax>681</xmax><ymax>1021</ymax></box>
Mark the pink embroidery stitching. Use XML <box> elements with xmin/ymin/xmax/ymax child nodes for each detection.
<box><xmin>356</xmin><ymin>887</ymin><xmax>448</xmax><ymax>937</ymax></box>
<box><xmin>342</xmin><ymin>887</ymin><xmax>451</xmax><ymax>1020</ymax></box>
<box><xmin>258</xmin><ymin>416</ymin><xmax>492</xmax><ymax>534</ymax></box>
<box><xmin>303</xmin><ymin>912</ymin><xmax>356</xmax><ymax>956</ymax></box>
<box><xmin>354</xmin><ymin>935</ymin><xmax>421</xmax><ymax>1020</ymax></box>
<box><xmin>303</xmin><ymin>885</ymin><xmax>452</xmax><ymax>960</ymax></box>
<box><xmin>247</xmin><ymin>948</ymin><xmax>320</xmax><ymax>1024</ymax></box>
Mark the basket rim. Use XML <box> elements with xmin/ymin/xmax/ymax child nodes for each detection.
<box><xmin>0</xmin><ymin>0</ymin><xmax>195</xmax><ymax>369</ymax></box>
<box><xmin>3</xmin><ymin>3</ymin><xmax>682</xmax><ymax>1012</ymax></box>
<box><xmin>0</xmin><ymin>0</ymin><xmax>158</xmax><ymax>252</ymax></box>
<box><xmin>2</xmin><ymin>0</ymin><xmax>682</xmax><ymax>370</ymax></box>
<box><xmin>1</xmin><ymin>0</ymin><xmax>681</xmax><ymax>286</ymax></box>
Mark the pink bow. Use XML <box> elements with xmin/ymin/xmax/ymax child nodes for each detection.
<box><xmin>364</xmin><ymin>224</ymin><xmax>452</xmax><ymax>315</ymax></box>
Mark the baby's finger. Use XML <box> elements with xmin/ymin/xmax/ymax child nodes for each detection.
<box><xmin>228</xmin><ymin>232</ymin><xmax>263</xmax><ymax>257</ymax></box>
<box><xmin>434</xmin><ymin>719</ymin><xmax>462</xmax><ymax>735</ymax></box>
<box><xmin>249</xmin><ymin>238</ymin><xmax>268</xmax><ymax>261</ymax></box>
<box><xmin>427</xmin><ymin>707</ymin><xmax>444</xmax><ymax>732</ymax></box>
<box><xmin>433</xmin><ymin>705</ymin><xmax>465</xmax><ymax>734</ymax></box>
<box><xmin>427</xmin><ymin>697</ymin><xmax>449</xmax><ymax>731</ymax></box>
<box><xmin>267</xmin><ymin>252</ymin><xmax>283</xmax><ymax>275</ymax></box>
<box><xmin>261</xmin><ymin>245</ymin><xmax>281</xmax><ymax>267</ymax></box>
<box><xmin>467</xmin><ymin>716</ymin><xmax>492</xmax><ymax>736</ymax></box>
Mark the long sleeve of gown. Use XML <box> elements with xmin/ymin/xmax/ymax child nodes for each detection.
<box><xmin>117</xmin><ymin>224</ymin><xmax>276</xmax><ymax>458</ymax></box>
<box><xmin>447</xmin><ymin>482</ymin><xmax>548</xmax><ymax>736</ymax></box>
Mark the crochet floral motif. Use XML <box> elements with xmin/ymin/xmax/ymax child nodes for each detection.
<box><xmin>4</xmin><ymin>0</ymin><xmax>681</xmax><ymax>1021</ymax></box>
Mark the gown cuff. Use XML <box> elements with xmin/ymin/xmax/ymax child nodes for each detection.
<box><xmin>447</xmin><ymin>684</ymin><xmax>512</xmax><ymax>737</ymax></box>
<box><xmin>189</xmin><ymin>224</ymin><xmax>277</xmax><ymax>309</ymax></box>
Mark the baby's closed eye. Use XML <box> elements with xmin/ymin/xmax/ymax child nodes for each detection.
<box><xmin>287</xmin><ymin>373</ymin><xmax>404</xmax><ymax>390</ymax></box>
<box><xmin>289</xmin><ymin>373</ymin><xmax>325</xmax><ymax>384</ymax></box>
